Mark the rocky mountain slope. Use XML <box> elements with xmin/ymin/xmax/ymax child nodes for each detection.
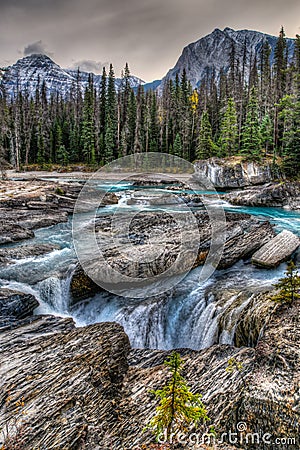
<box><xmin>159</xmin><ymin>27</ymin><xmax>295</xmax><ymax>89</ymax></box>
<box><xmin>1</xmin><ymin>28</ymin><xmax>296</xmax><ymax>97</ymax></box>
<box><xmin>0</xmin><ymin>54</ymin><xmax>144</xmax><ymax>97</ymax></box>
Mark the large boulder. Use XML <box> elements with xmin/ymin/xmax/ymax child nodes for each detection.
<box><xmin>194</xmin><ymin>157</ymin><xmax>276</xmax><ymax>189</ymax></box>
<box><xmin>0</xmin><ymin>288</ymin><xmax>39</xmax><ymax>323</ymax></box>
<box><xmin>0</xmin><ymin>318</ymin><xmax>130</xmax><ymax>450</ymax></box>
<box><xmin>70</xmin><ymin>211</ymin><xmax>276</xmax><ymax>301</ymax></box>
<box><xmin>252</xmin><ymin>230</ymin><xmax>300</xmax><ymax>268</ymax></box>
<box><xmin>70</xmin><ymin>264</ymin><xmax>103</xmax><ymax>304</ymax></box>
<box><xmin>223</xmin><ymin>181</ymin><xmax>300</xmax><ymax>210</ymax></box>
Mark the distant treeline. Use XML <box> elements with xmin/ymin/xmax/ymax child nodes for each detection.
<box><xmin>0</xmin><ymin>27</ymin><xmax>299</xmax><ymax>177</ymax></box>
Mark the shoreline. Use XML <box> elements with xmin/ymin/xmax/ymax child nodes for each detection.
<box><xmin>5</xmin><ymin>169</ymin><xmax>194</xmax><ymax>183</ymax></box>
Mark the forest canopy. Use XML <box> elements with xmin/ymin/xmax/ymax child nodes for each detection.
<box><xmin>0</xmin><ymin>28</ymin><xmax>299</xmax><ymax>177</ymax></box>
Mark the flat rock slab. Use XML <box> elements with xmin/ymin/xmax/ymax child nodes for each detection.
<box><xmin>252</xmin><ymin>230</ymin><xmax>300</xmax><ymax>268</ymax></box>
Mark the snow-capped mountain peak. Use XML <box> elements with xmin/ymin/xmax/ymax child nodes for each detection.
<box><xmin>1</xmin><ymin>54</ymin><xmax>144</xmax><ymax>97</ymax></box>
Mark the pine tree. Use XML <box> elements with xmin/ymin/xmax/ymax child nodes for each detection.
<box><xmin>241</xmin><ymin>87</ymin><xmax>261</xmax><ymax>160</ymax></box>
<box><xmin>260</xmin><ymin>114</ymin><xmax>273</xmax><ymax>156</ymax></box>
<box><xmin>81</xmin><ymin>74</ymin><xmax>96</xmax><ymax>164</ymax></box>
<box><xmin>105</xmin><ymin>64</ymin><xmax>117</xmax><ymax>160</ymax></box>
<box><xmin>196</xmin><ymin>111</ymin><xmax>215</xmax><ymax>160</ymax></box>
<box><xmin>279</xmin><ymin>94</ymin><xmax>300</xmax><ymax>176</ymax></box>
<box><xmin>272</xmin><ymin>261</ymin><xmax>300</xmax><ymax>305</ymax></box>
<box><xmin>220</xmin><ymin>97</ymin><xmax>238</xmax><ymax>156</ymax></box>
<box><xmin>104</xmin><ymin>114</ymin><xmax>115</xmax><ymax>162</ymax></box>
<box><xmin>274</xmin><ymin>27</ymin><xmax>288</xmax><ymax>102</ymax></box>
<box><xmin>260</xmin><ymin>41</ymin><xmax>272</xmax><ymax>113</ymax></box>
<box><xmin>145</xmin><ymin>352</ymin><xmax>208</xmax><ymax>442</ymax></box>
<box><xmin>172</xmin><ymin>133</ymin><xmax>182</xmax><ymax>157</ymax></box>
<box><xmin>149</xmin><ymin>92</ymin><xmax>158</xmax><ymax>152</ymax></box>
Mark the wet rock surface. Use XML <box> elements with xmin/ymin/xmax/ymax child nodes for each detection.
<box><xmin>0</xmin><ymin>295</ymin><xmax>298</xmax><ymax>449</ymax></box>
<box><xmin>0</xmin><ymin>243</ymin><xmax>60</xmax><ymax>265</ymax></box>
<box><xmin>0</xmin><ymin>288</ymin><xmax>39</xmax><ymax>324</ymax></box>
<box><xmin>194</xmin><ymin>157</ymin><xmax>275</xmax><ymax>188</ymax></box>
<box><xmin>223</xmin><ymin>181</ymin><xmax>300</xmax><ymax>210</ymax></box>
<box><xmin>71</xmin><ymin>211</ymin><xmax>276</xmax><ymax>300</ymax></box>
<box><xmin>0</xmin><ymin>318</ymin><xmax>130</xmax><ymax>450</ymax></box>
<box><xmin>0</xmin><ymin>178</ymin><xmax>118</xmax><ymax>245</ymax></box>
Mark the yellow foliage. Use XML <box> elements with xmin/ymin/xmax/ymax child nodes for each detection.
<box><xmin>189</xmin><ymin>90</ymin><xmax>199</xmax><ymax>113</ymax></box>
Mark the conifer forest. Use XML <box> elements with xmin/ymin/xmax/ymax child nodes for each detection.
<box><xmin>1</xmin><ymin>28</ymin><xmax>300</xmax><ymax>177</ymax></box>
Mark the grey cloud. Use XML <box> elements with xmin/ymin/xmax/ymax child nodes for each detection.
<box><xmin>71</xmin><ymin>59</ymin><xmax>109</xmax><ymax>74</ymax></box>
<box><xmin>23</xmin><ymin>40</ymin><xmax>53</xmax><ymax>57</ymax></box>
<box><xmin>0</xmin><ymin>0</ymin><xmax>299</xmax><ymax>81</ymax></box>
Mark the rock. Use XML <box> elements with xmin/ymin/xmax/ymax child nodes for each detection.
<box><xmin>233</xmin><ymin>293</ymin><xmax>276</xmax><ymax>347</ymax></box>
<box><xmin>71</xmin><ymin>211</ymin><xmax>276</xmax><ymax>300</ymax></box>
<box><xmin>0</xmin><ymin>313</ymin><xmax>74</xmax><ymax>333</ymax></box>
<box><xmin>99</xmin><ymin>192</ymin><xmax>119</xmax><ymax>206</ymax></box>
<box><xmin>252</xmin><ymin>230</ymin><xmax>300</xmax><ymax>268</ymax></box>
<box><xmin>0</xmin><ymin>288</ymin><xmax>39</xmax><ymax>321</ymax></box>
<box><xmin>0</xmin><ymin>295</ymin><xmax>298</xmax><ymax>449</ymax></box>
<box><xmin>70</xmin><ymin>264</ymin><xmax>103</xmax><ymax>304</ymax></box>
<box><xmin>218</xmin><ymin>218</ymin><xmax>276</xmax><ymax>269</ymax></box>
<box><xmin>194</xmin><ymin>157</ymin><xmax>276</xmax><ymax>189</ymax></box>
<box><xmin>223</xmin><ymin>181</ymin><xmax>300</xmax><ymax>210</ymax></box>
<box><xmin>0</xmin><ymin>243</ymin><xmax>60</xmax><ymax>265</ymax></box>
<box><xmin>0</xmin><ymin>221</ymin><xmax>34</xmax><ymax>244</ymax></box>
<box><xmin>0</xmin><ymin>318</ymin><xmax>130</xmax><ymax>450</ymax></box>
<box><xmin>131</xmin><ymin>174</ymin><xmax>186</xmax><ymax>187</ymax></box>
<box><xmin>0</xmin><ymin>179</ymin><xmax>98</xmax><ymax>244</ymax></box>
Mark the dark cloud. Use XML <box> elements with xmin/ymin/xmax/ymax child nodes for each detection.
<box><xmin>71</xmin><ymin>59</ymin><xmax>109</xmax><ymax>74</ymax></box>
<box><xmin>23</xmin><ymin>40</ymin><xmax>53</xmax><ymax>57</ymax></box>
<box><xmin>0</xmin><ymin>0</ymin><xmax>299</xmax><ymax>81</ymax></box>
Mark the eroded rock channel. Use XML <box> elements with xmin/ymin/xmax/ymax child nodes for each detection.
<box><xmin>0</xmin><ymin>173</ymin><xmax>299</xmax><ymax>449</ymax></box>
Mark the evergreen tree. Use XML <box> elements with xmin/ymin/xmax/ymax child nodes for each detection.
<box><xmin>196</xmin><ymin>111</ymin><xmax>214</xmax><ymax>159</ymax></box>
<box><xmin>260</xmin><ymin>114</ymin><xmax>273</xmax><ymax>155</ymax></box>
<box><xmin>105</xmin><ymin>64</ymin><xmax>117</xmax><ymax>159</ymax></box>
<box><xmin>260</xmin><ymin>41</ymin><xmax>272</xmax><ymax>113</ymax></box>
<box><xmin>274</xmin><ymin>27</ymin><xmax>288</xmax><ymax>101</ymax></box>
<box><xmin>81</xmin><ymin>74</ymin><xmax>96</xmax><ymax>164</ymax></box>
<box><xmin>279</xmin><ymin>94</ymin><xmax>300</xmax><ymax>176</ymax></box>
<box><xmin>172</xmin><ymin>133</ymin><xmax>182</xmax><ymax>157</ymax></box>
<box><xmin>104</xmin><ymin>115</ymin><xmax>115</xmax><ymax>162</ymax></box>
<box><xmin>149</xmin><ymin>92</ymin><xmax>158</xmax><ymax>152</ymax></box>
<box><xmin>241</xmin><ymin>87</ymin><xmax>261</xmax><ymax>160</ymax></box>
<box><xmin>220</xmin><ymin>97</ymin><xmax>238</xmax><ymax>156</ymax></box>
<box><xmin>145</xmin><ymin>352</ymin><xmax>208</xmax><ymax>442</ymax></box>
<box><xmin>272</xmin><ymin>261</ymin><xmax>300</xmax><ymax>305</ymax></box>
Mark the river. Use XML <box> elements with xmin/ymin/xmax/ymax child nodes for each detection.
<box><xmin>0</xmin><ymin>180</ymin><xmax>299</xmax><ymax>350</ymax></box>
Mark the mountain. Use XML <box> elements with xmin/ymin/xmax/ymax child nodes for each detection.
<box><xmin>0</xmin><ymin>54</ymin><xmax>144</xmax><ymax>97</ymax></box>
<box><xmin>159</xmin><ymin>27</ymin><xmax>295</xmax><ymax>89</ymax></box>
<box><xmin>0</xmin><ymin>28</ymin><xmax>296</xmax><ymax>97</ymax></box>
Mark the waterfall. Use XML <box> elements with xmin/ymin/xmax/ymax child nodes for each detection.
<box><xmin>70</xmin><ymin>264</ymin><xmax>276</xmax><ymax>351</ymax></box>
<box><xmin>37</xmin><ymin>271</ymin><xmax>73</xmax><ymax>314</ymax></box>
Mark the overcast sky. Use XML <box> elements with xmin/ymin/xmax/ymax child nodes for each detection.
<box><xmin>0</xmin><ymin>0</ymin><xmax>299</xmax><ymax>81</ymax></box>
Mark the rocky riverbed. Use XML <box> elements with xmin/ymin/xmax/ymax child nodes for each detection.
<box><xmin>0</xmin><ymin>170</ymin><xmax>299</xmax><ymax>449</ymax></box>
<box><xmin>0</xmin><ymin>290</ymin><xmax>298</xmax><ymax>449</ymax></box>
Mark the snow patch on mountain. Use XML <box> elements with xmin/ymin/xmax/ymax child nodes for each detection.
<box><xmin>0</xmin><ymin>54</ymin><xmax>144</xmax><ymax>97</ymax></box>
